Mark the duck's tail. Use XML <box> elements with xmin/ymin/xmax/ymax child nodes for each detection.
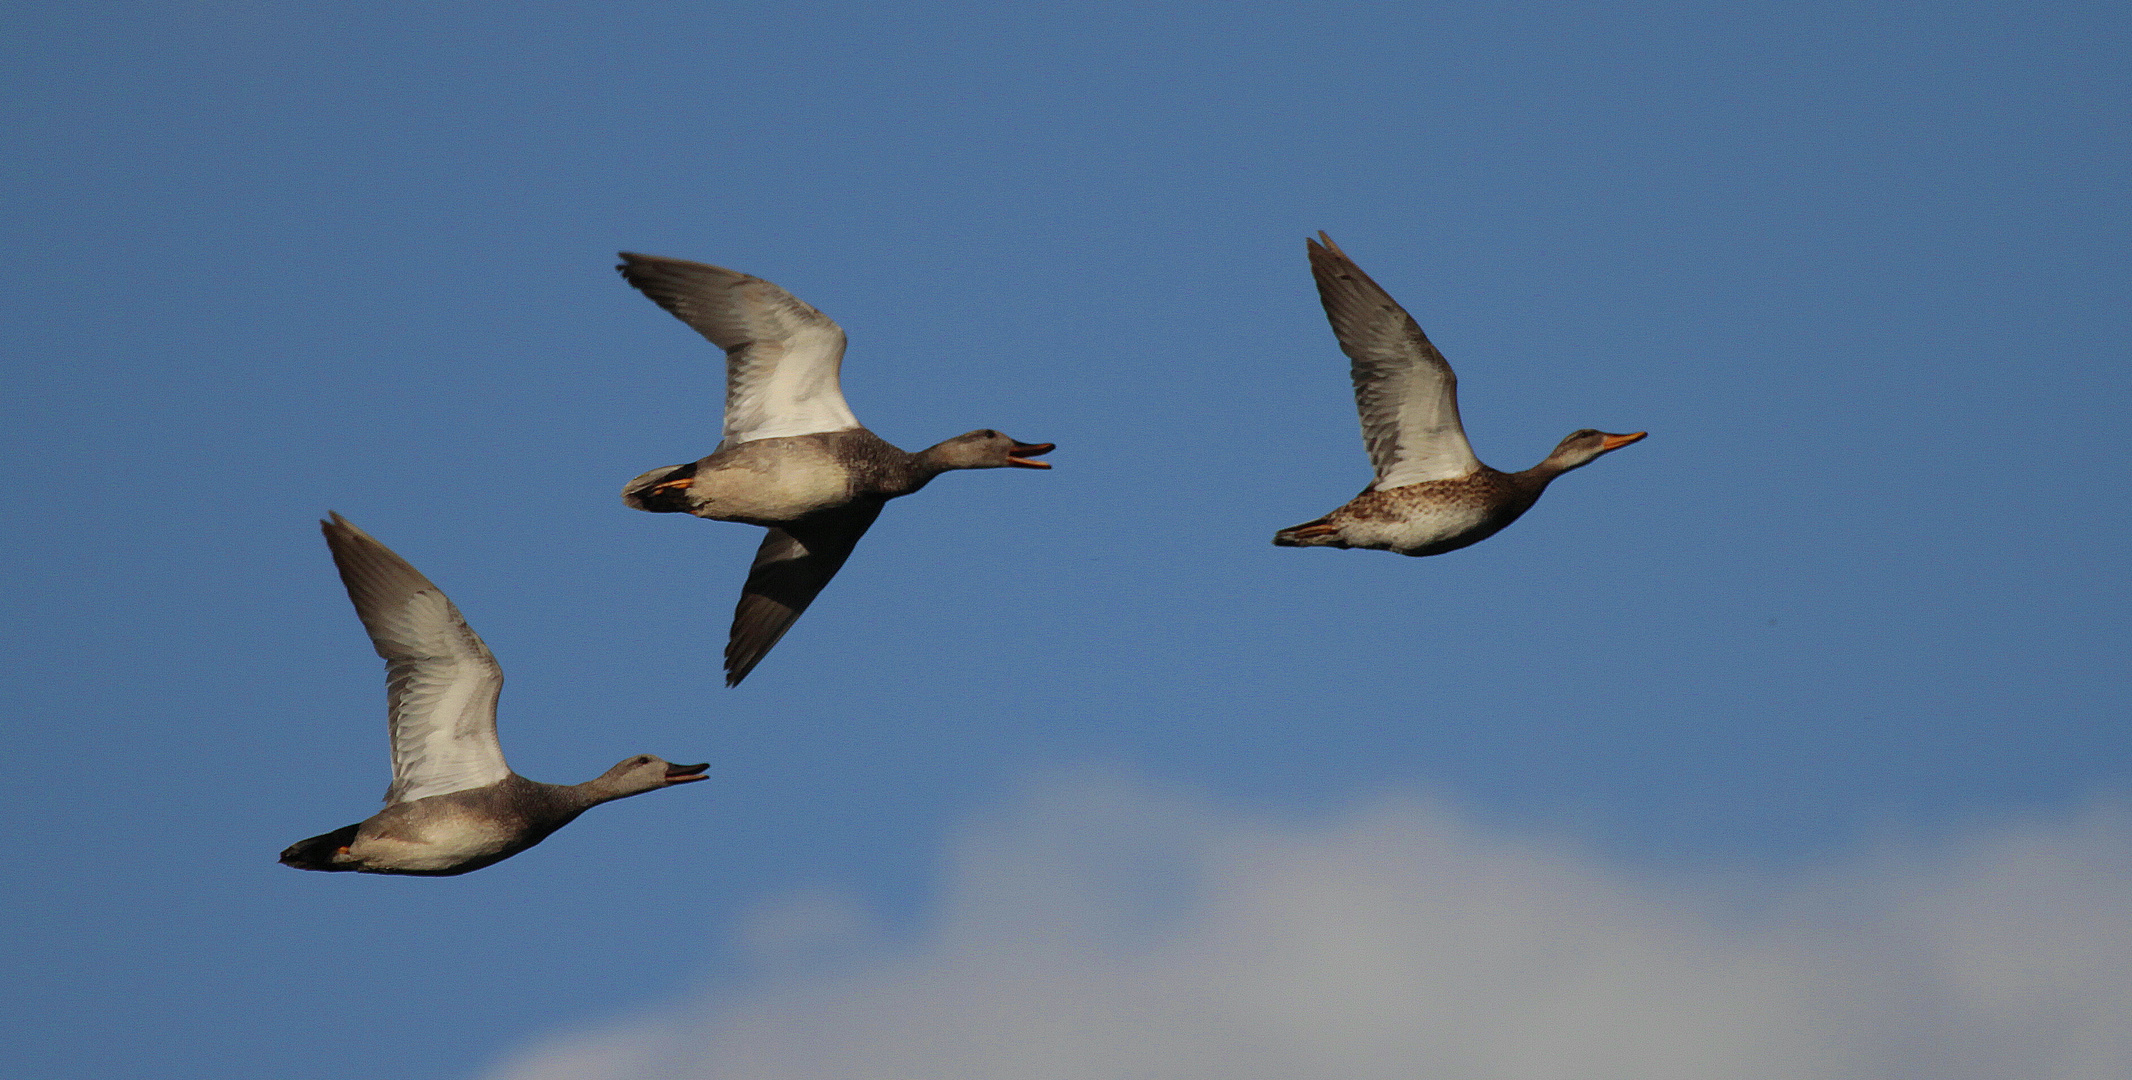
<box><xmin>278</xmin><ymin>823</ymin><xmax>362</xmax><ymax>872</ymax></box>
<box><xmin>621</xmin><ymin>463</ymin><xmax>699</xmax><ymax>513</ymax></box>
<box><xmin>1272</xmin><ymin>517</ymin><xmax>1345</xmax><ymax>548</ymax></box>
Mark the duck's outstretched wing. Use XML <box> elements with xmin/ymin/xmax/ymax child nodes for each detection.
<box><xmin>1308</xmin><ymin>233</ymin><xmax>1481</xmax><ymax>489</ymax></box>
<box><xmin>320</xmin><ymin>514</ymin><xmax>510</xmax><ymax>805</ymax></box>
<box><xmin>724</xmin><ymin>503</ymin><xmax>883</xmax><ymax>686</ymax></box>
<box><xmin>618</xmin><ymin>253</ymin><xmax>863</xmax><ymax>447</ymax></box>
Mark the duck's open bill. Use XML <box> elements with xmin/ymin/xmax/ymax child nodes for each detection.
<box><xmin>664</xmin><ymin>762</ymin><xmax>712</xmax><ymax>783</ymax></box>
<box><xmin>1007</xmin><ymin>441</ymin><xmax>1055</xmax><ymax>469</ymax></box>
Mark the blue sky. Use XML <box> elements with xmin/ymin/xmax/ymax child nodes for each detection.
<box><xmin>4</xmin><ymin>3</ymin><xmax>2128</xmax><ymax>1078</ymax></box>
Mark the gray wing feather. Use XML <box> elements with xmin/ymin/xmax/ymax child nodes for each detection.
<box><xmin>1308</xmin><ymin>233</ymin><xmax>1481</xmax><ymax>488</ymax></box>
<box><xmin>617</xmin><ymin>253</ymin><xmax>862</xmax><ymax>447</ymax></box>
<box><xmin>724</xmin><ymin>504</ymin><xmax>883</xmax><ymax>686</ymax></box>
<box><xmin>320</xmin><ymin>514</ymin><xmax>510</xmax><ymax>805</ymax></box>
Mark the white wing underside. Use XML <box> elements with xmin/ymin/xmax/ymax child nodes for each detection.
<box><xmin>1308</xmin><ymin>235</ymin><xmax>1482</xmax><ymax>489</ymax></box>
<box><xmin>720</xmin><ymin>312</ymin><xmax>862</xmax><ymax>446</ymax></box>
<box><xmin>376</xmin><ymin>591</ymin><xmax>510</xmax><ymax>805</ymax></box>
<box><xmin>321</xmin><ymin>514</ymin><xmax>510</xmax><ymax>806</ymax></box>
<box><xmin>1357</xmin><ymin>352</ymin><xmax>1481</xmax><ymax>489</ymax></box>
<box><xmin>616</xmin><ymin>254</ymin><xmax>863</xmax><ymax>448</ymax></box>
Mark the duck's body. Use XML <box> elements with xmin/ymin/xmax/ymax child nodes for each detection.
<box><xmin>623</xmin><ymin>429</ymin><xmax>944</xmax><ymax>525</ymax></box>
<box><xmin>1274</xmin><ymin>234</ymin><xmax>1643</xmax><ymax>557</ymax></box>
<box><xmin>1278</xmin><ymin>467</ymin><xmax>1545</xmax><ymax>557</ymax></box>
<box><xmin>282</xmin><ymin>767</ymin><xmax>704</xmax><ymax>877</ymax></box>
<box><xmin>279</xmin><ymin>514</ymin><xmax>707</xmax><ymax>878</ymax></box>
<box><xmin>615</xmin><ymin>252</ymin><xmax>1051</xmax><ymax>685</ymax></box>
<box><xmin>283</xmin><ymin>776</ymin><xmax>589</xmax><ymax>877</ymax></box>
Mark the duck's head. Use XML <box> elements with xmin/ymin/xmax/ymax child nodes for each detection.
<box><xmin>598</xmin><ymin>754</ymin><xmax>711</xmax><ymax>798</ymax></box>
<box><xmin>1541</xmin><ymin>429</ymin><xmax>1646</xmax><ymax>474</ymax></box>
<box><xmin>923</xmin><ymin>430</ymin><xmax>1055</xmax><ymax>471</ymax></box>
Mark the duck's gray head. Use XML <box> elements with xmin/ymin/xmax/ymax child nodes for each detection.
<box><xmin>596</xmin><ymin>754</ymin><xmax>711</xmax><ymax>799</ymax></box>
<box><xmin>923</xmin><ymin>429</ymin><xmax>1055</xmax><ymax>471</ymax></box>
<box><xmin>1542</xmin><ymin>429</ymin><xmax>1647</xmax><ymax>473</ymax></box>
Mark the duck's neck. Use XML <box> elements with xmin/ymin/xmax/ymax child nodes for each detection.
<box><xmin>896</xmin><ymin>441</ymin><xmax>989</xmax><ymax>492</ymax></box>
<box><xmin>1513</xmin><ymin>451</ymin><xmax>1587</xmax><ymax>488</ymax></box>
<box><xmin>497</xmin><ymin>776</ymin><xmax>619</xmax><ymax>821</ymax></box>
<box><xmin>1511</xmin><ymin>462</ymin><xmax>1564</xmax><ymax>489</ymax></box>
<box><xmin>564</xmin><ymin>773</ymin><xmax>655</xmax><ymax>808</ymax></box>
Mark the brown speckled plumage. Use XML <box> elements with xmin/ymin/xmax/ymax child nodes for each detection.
<box><xmin>1278</xmin><ymin>467</ymin><xmax>1546</xmax><ymax>557</ymax></box>
<box><xmin>1274</xmin><ymin>234</ymin><xmax>1644</xmax><ymax>557</ymax></box>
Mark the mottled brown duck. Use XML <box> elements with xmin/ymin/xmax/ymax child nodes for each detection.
<box><xmin>1274</xmin><ymin>234</ymin><xmax>1644</xmax><ymax>557</ymax></box>
<box><xmin>615</xmin><ymin>253</ymin><xmax>1053</xmax><ymax>685</ymax></box>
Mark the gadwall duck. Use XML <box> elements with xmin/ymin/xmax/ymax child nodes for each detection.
<box><xmin>279</xmin><ymin>514</ymin><xmax>708</xmax><ymax>876</ymax></box>
<box><xmin>615</xmin><ymin>253</ymin><xmax>1054</xmax><ymax>685</ymax></box>
<box><xmin>1274</xmin><ymin>234</ymin><xmax>1645</xmax><ymax>556</ymax></box>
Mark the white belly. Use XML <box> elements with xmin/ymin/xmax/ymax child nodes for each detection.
<box><xmin>1345</xmin><ymin>502</ymin><xmax>1496</xmax><ymax>555</ymax></box>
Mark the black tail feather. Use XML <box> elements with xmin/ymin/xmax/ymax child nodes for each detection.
<box><xmin>279</xmin><ymin>823</ymin><xmax>361</xmax><ymax>872</ymax></box>
<box><xmin>622</xmin><ymin>464</ymin><xmax>699</xmax><ymax>513</ymax></box>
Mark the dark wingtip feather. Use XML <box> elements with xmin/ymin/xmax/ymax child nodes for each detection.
<box><xmin>722</xmin><ymin>596</ymin><xmax>795</xmax><ymax>687</ymax></box>
<box><xmin>723</xmin><ymin>632</ymin><xmax>755</xmax><ymax>686</ymax></box>
<box><xmin>314</xmin><ymin>513</ymin><xmax>451</xmax><ymax>652</ymax></box>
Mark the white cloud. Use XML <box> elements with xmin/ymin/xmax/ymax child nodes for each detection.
<box><xmin>487</xmin><ymin>774</ymin><xmax>2132</xmax><ymax>1080</ymax></box>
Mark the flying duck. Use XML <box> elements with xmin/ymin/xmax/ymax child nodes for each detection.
<box><xmin>1274</xmin><ymin>234</ymin><xmax>1645</xmax><ymax>556</ymax></box>
<box><xmin>614</xmin><ymin>252</ymin><xmax>1054</xmax><ymax>685</ymax></box>
<box><xmin>279</xmin><ymin>514</ymin><xmax>708</xmax><ymax>876</ymax></box>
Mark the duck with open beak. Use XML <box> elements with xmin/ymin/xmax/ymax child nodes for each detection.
<box><xmin>613</xmin><ymin>251</ymin><xmax>1059</xmax><ymax>686</ymax></box>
